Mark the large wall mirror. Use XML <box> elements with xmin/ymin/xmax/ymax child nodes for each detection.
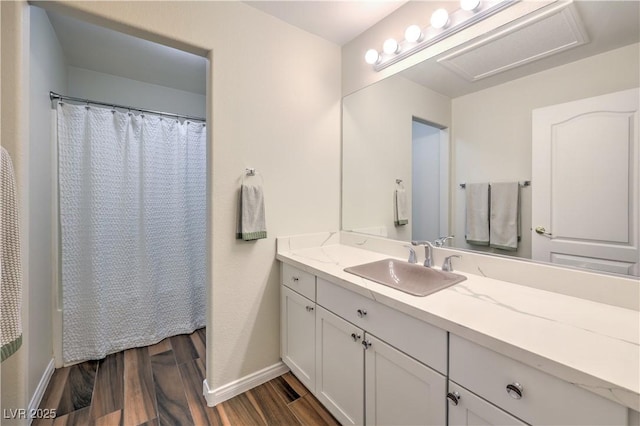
<box><xmin>342</xmin><ymin>1</ymin><xmax>640</xmax><ymax>276</ymax></box>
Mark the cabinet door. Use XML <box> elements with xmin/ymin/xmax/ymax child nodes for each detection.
<box><xmin>448</xmin><ymin>381</ymin><xmax>527</xmax><ymax>426</ymax></box>
<box><xmin>281</xmin><ymin>286</ymin><xmax>316</xmax><ymax>392</ymax></box>
<box><xmin>315</xmin><ymin>306</ymin><xmax>364</xmax><ymax>425</ymax></box>
<box><xmin>365</xmin><ymin>334</ymin><xmax>446</xmax><ymax>426</ymax></box>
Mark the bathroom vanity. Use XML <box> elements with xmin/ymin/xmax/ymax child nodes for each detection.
<box><xmin>277</xmin><ymin>232</ymin><xmax>639</xmax><ymax>426</ymax></box>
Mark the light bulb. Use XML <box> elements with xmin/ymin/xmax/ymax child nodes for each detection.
<box><xmin>460</xmin><ymin>0</ymin><xmax>481</xmax><ymax>11</ymax></box>
<box><xmin>405</xmin><ymin>25</ymin><xmax>424</xmax><ymax>43</ymax></box>
<box><xmin>431</xmin><ymin>8</ymin><xmax>450</xmax><ymax>29</ymax></box>
<box><xmin>382</xmin><ymin>38</ymin><xmax>400</xmax><ymax>55</ymax></box>
<box><xmin>365</xmin><ymin>49</ymin><xmax>380</xmax><ymax>65</ymax></box>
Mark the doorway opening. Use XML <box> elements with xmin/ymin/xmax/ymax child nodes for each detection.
<box><xmin>411</xmin><ymin>118</ymin><xmax>449</xmax><ymax>242</ymax></box>
<box><xmin>28</xmin><ymin>5</ymin><xmax>209</xmax><ymax>368</ymax></box>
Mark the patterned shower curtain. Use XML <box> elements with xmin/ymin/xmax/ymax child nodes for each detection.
<box><xmin>57</xmin><ymin>102</ymin><xmax>206</xmax><ymax>364</ymax></box>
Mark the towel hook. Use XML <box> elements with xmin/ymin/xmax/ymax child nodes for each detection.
<box><xmin>242</xmin><ymin>168</ymin><xmax>263</xmax><ymax>185</ymax></box>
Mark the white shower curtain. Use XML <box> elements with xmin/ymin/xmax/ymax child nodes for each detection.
<box><xmin>57</xmin><ymin>102</ymin><xmax>206</xmax><ymax>364</ymax></box>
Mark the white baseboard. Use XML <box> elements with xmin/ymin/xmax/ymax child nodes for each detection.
<box><xmin>203</xmin><ymin>361</ymin><xmax>290</xmax><ymax>407</ymax></box>
<box><xmin>28</xmin><ymin>358</ymin><xmax>55</xmax><ymax>425</ymax></box>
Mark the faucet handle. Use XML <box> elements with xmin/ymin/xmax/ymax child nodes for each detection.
<box><xmin>411</xmin><ymin>241</ymin><xmax>434</xmax><ymax>267</ymax></box>
<box><xmin>442</xmin><ymin>255</ymin><xmax>461</xmax><ymax>272</ymax></box>
<box><xmin>403</xmin><ymin>245</ymin><xmax>417</xmax><ymax>264</ymax></box>
<box><xmin>411</xmin><ymin>240</ymin><xmax>434</xmax><ymax>247</ymax></box>
<box><xmin>434</xmin><ymin>235</ymin><xmax>455</xmax><ymax>247</ymax></box>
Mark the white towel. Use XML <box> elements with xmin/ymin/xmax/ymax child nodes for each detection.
<box><xmin>394</xmin><ymin>188</ymin><xmax>408</xmax><ymax>226</ymax></box>
<box><xmin>465</xmin><ymin>183</ymin><xmax>490</xmax><ymax>246</ymax></box>
<box><xmin>237</xmin><ymin>182</ymin><xmax>267</xmax><ymax>241</ymax></box>
<box><xmin>1</xmin><ymin>147</ymin><xmax>23</xmax><ymax>362</ymax></box>
<box><xmin>490</xmin><ymin>182</ymin><xmax>520</xmax><ymax>251</ymax></box>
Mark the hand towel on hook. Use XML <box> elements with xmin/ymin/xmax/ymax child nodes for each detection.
<box><xmin>394</xmin><ymin>186</ymin><xmax>408</xmax><ymax>226</ymax></box>
<box><xmin>237</xmin><ymin>174</ymin><xmax>267</xmax><ymax>241</ymax></box>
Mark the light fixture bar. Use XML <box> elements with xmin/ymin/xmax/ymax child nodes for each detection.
<box><xmin>373</xmin><ymin>0</ymin><xmax>517</xmax><ymax>72</ymax></box>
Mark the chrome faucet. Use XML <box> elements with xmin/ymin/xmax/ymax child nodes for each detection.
<box><xmin>434</xmin><ymin>235</ymin><xmax>455</xmax><ymax>247</ymax></box>
<box><xmin>404</xmin><ymin>245</ymin><xmax>417</xmax><ymax>264</ymax></box>
<box><xmin>442</xmin><ymin>255</ymin><xmax>461</xmax><ymax>272</ymax></box>
<box><xmin>411</xmin><ymin>240</ymin><xmax>434</xmax><ymax>267</ymax></box>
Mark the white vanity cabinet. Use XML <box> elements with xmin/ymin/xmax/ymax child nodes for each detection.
<box><xmin>280</xmin><ymin>264</ymin><xmax>317</xmax><ymax>392</ymax></box>
<box><xmin>281</xmin><ymin>264</ymin><xmax>448</xmax><ymax>425</ymax></box>
<box><xmin>449</xmin><ymin>335</ymin><xmax>628</xmax><ymax>426</ymax></box>
<box><xmin>316</xmin><ymin>277</ymin><xmax>448</xmax><ymax>425</ymax></box>
<box><xmin>315</xmin><ymin>305</ymin><xmax>447</xmax><ymax>426</ymax></box>
<box><xmin>278</xmin><ymin>242</ymin><xmax>638</xmax><ymax>426</ymax></box>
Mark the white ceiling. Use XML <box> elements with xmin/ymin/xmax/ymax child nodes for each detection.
<box><xmin>244</xmin><ymin>1</ymin><xmax>407</xmax><ymax>45</ymax></box>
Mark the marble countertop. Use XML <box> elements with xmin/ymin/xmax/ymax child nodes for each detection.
<box><xmin>276</xmin><ymin>238</ymin><xmax>640</xmax><ymax>412</ymax></box>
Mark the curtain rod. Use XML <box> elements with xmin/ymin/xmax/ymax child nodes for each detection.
<box><xmin>49</xmin><ymin>91</ymin><xmax>206</xmax><ymax>123</ymax></box>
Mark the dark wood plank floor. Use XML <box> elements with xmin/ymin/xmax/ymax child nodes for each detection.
<box><xmin>34</xmin><ymin>329</ymin><xmax>339</xmax><ymax>426</ymax></box>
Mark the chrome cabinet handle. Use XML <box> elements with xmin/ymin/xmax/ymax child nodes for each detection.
<box><xmin>362</xmin><ymin>339</ymin><xmax>372</xmax><ymax>349</ymax></box>
<box><xmin>305</xmin><ymin>306</ymin><xmax>314</xmax><ymax>312</ymax></box>
<box><xmin>447</xmin><ymin>391</ymin><xmax>461</xmax><ymax>406</ymax></box>
<box><xmin>351</xmin><ymin>332</ymin><xmax>361</xmax><ymax>342</ymax></box>
<box><xmin>292</xmin><ymin>276</ymin><xmax>300</xmax><ymax>282</ymax></box>
<box><xmin>506</xmin><ymin>382</ymin><xmax>523</xmax><ymax>399</ymax></box>
<box><xmin>357</xmin><ymin>309</ymin><xmax>367</xmax><ymax>318</ymax></box>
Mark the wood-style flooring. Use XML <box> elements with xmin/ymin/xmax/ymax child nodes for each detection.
<box><xmin>34</xmin><ymin>329</ymin><xmax>339</xmax><ymax>426</ymax></box>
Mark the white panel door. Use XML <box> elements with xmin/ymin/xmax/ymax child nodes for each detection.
<box><xmin>365</xmin><ymin>334</ymin><xmax>446</xmax><ymax>426</ymax></box>
<box><xmin>280</xmin><ymin>286</ymin><xmax>316</xmax><ymax>392</ymax></box>
<box><xmin>447</xmin><ymin>381</ymin><xmax>527</xmax><ymax>426</ymax></box>
<box><xmin>532</xmin><ymin>88</ymin><xmax>639</xmax><ymax>276</ymax></box>
<box><xmin>315</xmin><ymin>306</ymin><xmax>364</xmax><ymax>425</ymax></box>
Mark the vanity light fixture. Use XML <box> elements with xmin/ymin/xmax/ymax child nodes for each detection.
<box><xmin>365</xmin><ymin>48</ymin><xmax>381</xmax><ymax>65</ymax></box>
<box><xmin>405</xmin><ymin>25</ymin><xmax>424</xmax><ymax>43</ymax></box>
<box><xmin>430</xmin><ymin>8</ymin><xmax>450</xmax><ymax>29</ymax></box>
<box><xmin>364</xmin><ymin>0</ymin><xmax>516</xmax><ymax>71</ymax></box>
<box><xmin>461</xmin><ymin>0</ymin><xmax>481</xmax><ymax>12</ymax></box>
<box><xmin>382</xmin><ymin>38</ymin><xmax>401</xmax><ymax>55</ymax></box>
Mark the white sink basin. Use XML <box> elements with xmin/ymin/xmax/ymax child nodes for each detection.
<box><xmin>344</xmin><ymin>258</ymin><xmax>466</xmax><ymax>296</ymax></box>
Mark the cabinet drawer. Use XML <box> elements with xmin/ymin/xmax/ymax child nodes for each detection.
<box><xmin>281</xmin><ymin>263</ymin><xmax>316</xmax><ymax>300</ymax></box>
<box><xmin>448</xmin><ymin>381</ymin><xmax>526</xmax><ymax>426</ymax></box>
<box><xmin>317</xmin><ymin>278</ymin><xmax>447</xmax><ymax>374</ymax></box>
<box><xmin>450</xmin><ymin>335</ymin><xmax>627</xmax><ymax>425</ymax></box>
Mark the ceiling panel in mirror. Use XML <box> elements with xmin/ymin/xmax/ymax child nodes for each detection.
<box><xmin>341</xmin><ymin>0</ymin><xmax>640</xmax><ymax>276</ymax></box>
